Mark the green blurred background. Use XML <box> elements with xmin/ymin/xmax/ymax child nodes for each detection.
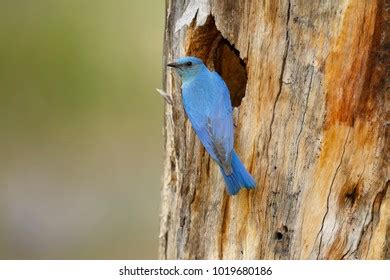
<box><xmin>0</xmin><ymin>0</ymin><xmax>165</xmax><ymax>259</ymax></box>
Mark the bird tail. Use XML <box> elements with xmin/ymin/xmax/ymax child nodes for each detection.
<box><xmin>220</xmin><ymin>150</ymin><xmax>256</xmax><ymax>195</ymax></box>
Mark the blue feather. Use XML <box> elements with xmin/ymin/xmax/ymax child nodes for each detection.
<box><xmin>220</xmin><ymin>150</ymin><xmax>256</xmax><ymax>195</ymax></box>
<box><xmin>168</xmin><ymin>56</ymin><xmax>256</xmax><ymax>195</ymax></box>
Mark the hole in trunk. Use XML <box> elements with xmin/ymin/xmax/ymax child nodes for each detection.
<box><xmin>275</xmin><ymin>231</ymin><xmax>284</xmax><ymax>240</ymax></box>
<box><xmin>185</xmin><ymin>16</ymin><xmax>247</xmax><ymax>107</ymax></box>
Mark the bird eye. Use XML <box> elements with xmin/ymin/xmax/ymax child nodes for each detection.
<box><xmin>186</xmin><ymin>61</ymin><xmax>192</xmax><ymax>66</ymax></box>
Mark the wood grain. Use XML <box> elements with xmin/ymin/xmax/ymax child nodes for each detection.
<box><xmin>159</xmin><ymin>0</ymin><xmax>389</xmax><ymax>260</ymax></box>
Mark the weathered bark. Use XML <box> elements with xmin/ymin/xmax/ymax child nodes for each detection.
<box><xmin>159</xmin><ymin>0</ymin><xmax>389</xmax><ymax>260</ymax></box>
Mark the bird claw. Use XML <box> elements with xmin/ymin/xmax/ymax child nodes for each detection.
<box><xmin>156</xmin><ymin>89</ymin><xmax>173</xmax><ymax>105</ymax></box>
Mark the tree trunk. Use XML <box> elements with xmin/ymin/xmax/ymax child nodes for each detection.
<box><xmin>159</xmin><ymin>0</ymin><xmax>389</xmax><ymax>260</ymax></box>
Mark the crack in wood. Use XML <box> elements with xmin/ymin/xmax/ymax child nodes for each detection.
<box><xmin>266</xmin><ymin>0</ymin><xmax>292</xmax><ymax>165</ymax></box>
<box><xmin>341</xmin><ymin>246</ymin><xmax>351</xmax><ymax>260</ymax></box>
<box><xmin>163</xmin><ymin>213</ymin><xmax>171</xmax><ymax>259</ymax></box>
<box><xmin>353</xmin><ymin>184</ymin><xmax>388</xmax><ymax>258</ymax></box>
<box><xmin>348</xmin><ymin>210</ymin><xmax>371</xmax><ymax>258</ymax></box>
<box><xmin>316</xmin><ymin>127</ymin><xmax>351</xmax><ymax>259</ymax></box>
<box><xmin>219</xmin><ymin>195</ymin><xmax>229</xmax><ymax>259</ymax></box>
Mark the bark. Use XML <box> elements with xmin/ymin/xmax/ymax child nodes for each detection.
<box><xmin>159</xmin><ymin>0</ymin><xmax>389</xmax><ymax>260</ymax></box>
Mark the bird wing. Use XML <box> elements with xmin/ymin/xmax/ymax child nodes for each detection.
<box><xmin>183</xmin><ymin>72</ymin><xmax>234</xmax><ymax>174</ymax></box>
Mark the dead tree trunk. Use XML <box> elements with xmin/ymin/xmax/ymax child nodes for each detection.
<box><xmin>159</xmin><ymin>0</ymin><xmax>389</xmax><ymax>260</ymax></box>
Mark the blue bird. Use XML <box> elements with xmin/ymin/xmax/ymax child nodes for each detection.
<box><xmin>167</xmin><ymin>56</ymin><xmax>255</xmax><ymax>195</ymax></box>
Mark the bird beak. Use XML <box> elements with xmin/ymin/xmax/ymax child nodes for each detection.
<box><xmin>167</xmin><ymin>62</ymin><xmax>179</xmax><ymax>68</ymax></box>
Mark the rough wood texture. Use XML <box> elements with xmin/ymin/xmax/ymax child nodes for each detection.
<box><xmin>159</xmin><ymin>0</ymin><xmax>389</xmax><ymax>260</ymax></box>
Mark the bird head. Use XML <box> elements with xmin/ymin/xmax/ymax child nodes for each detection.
<box><xmin>167</xmin><ymin>56</ymin><xmax>206</xmax><ymax>81</ymax></box>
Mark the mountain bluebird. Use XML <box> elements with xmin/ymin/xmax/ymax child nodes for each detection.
<box><xmin>167</xmin><ymin>56</ymin><xmax>255</xmax><ymax>195</ymax></box>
